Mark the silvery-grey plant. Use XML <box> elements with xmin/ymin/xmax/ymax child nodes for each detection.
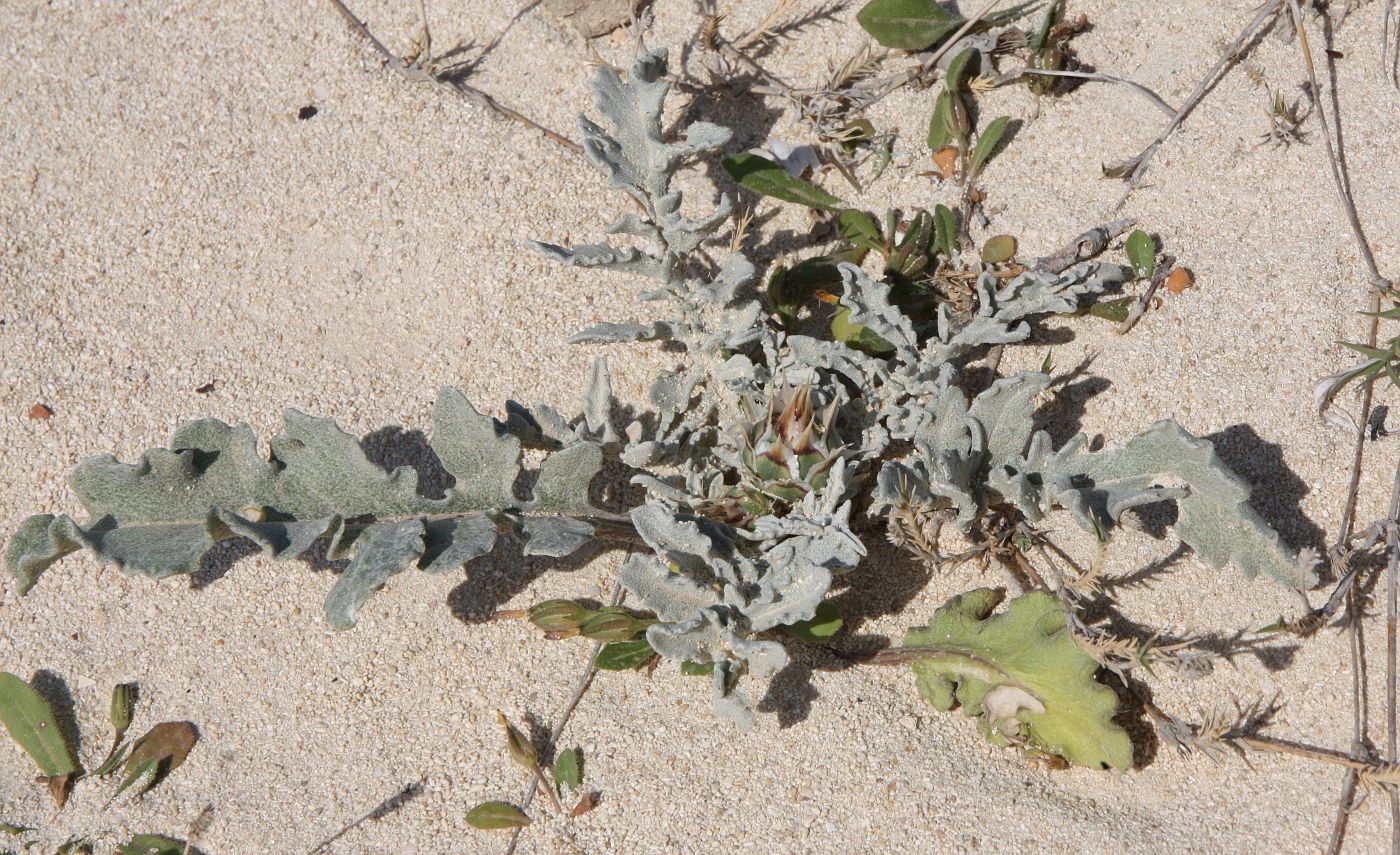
<box><xmin>6</xmin><ymin>49</ymin><xmax>1317</xmax><ymax>750</ymax></box>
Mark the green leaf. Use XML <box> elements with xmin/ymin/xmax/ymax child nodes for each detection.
<box><xmin>831</xmin><ymin>307</ymin><xmax>897</xmax><ymax>356</ymax></box>
<box><xmin>595</xmin><ymin>639</ymin><xmax>657</xmax><ymax>671</ymax></box>
<box><xmin>980</xmin><ymin>235</ymin><xmax>1018</xmax><ymax>265</ymax></box>
<box><xmin>971</xmin><ymin>116</ymin><xmax>1011</xmax><ymax>172</ymax></box>
<box><xmin>1083</xmin><ymin>296</ymin><xmax>1133</xmax><ymax>322</ymax></box>
<box><xmin>857</xmin><ymin>0</ymin><xmax>1036</xmax><ymax>51</ymax></box>
<box><xmin>892</xmin><ymin>589</ymin><xmax>1132</xmax><ymax>769</ymax></box>
<box><xmin>467</xmin><ymin>801</ymin><xmax>532</xmax><ymax>830</ymax></box>
<box><xmin>680</xmin><ymin>660</ymin><xmax>715</xmax><ymax>677</ymax></box>
<box><xmin>0</xmin><ymin>822</ymin><xmax>32</xmax><ymax>836</ymax></box>
<box><xmin>926</xmin><ymin>90</ymin><xmax>955</xmax><ymax>151</ymax></box>
<box><xmin>933</xmin><ymin>204</ymin><xmax>957</xmax><ymax>257</ymax></box>
<box><xmin>111</xmin><ymin>721</ymin><xmax>198</xmax><ymax>803</ymax></box>
<box><xmin>1338</xmin><ymin>340</ymin><xmax>1392</xmax><ymax>359</ymax></box>
<box><xmin>721</xmin><ymin>153</ymin><xmax>844</xmax><ymax>211</ymax></box>
<box><xmin>554</xmin><ymin>747</ymin><xmax>582</xmax><ymax>794</ymax></box>
<box><xmin>837</xmin><ymin>209</ymin><xmax>883</xmax><ymax>252</ymax></box>
<box><xmin>943</xmin><ymin>47</ymin><xmax>980</xmax><ymax>93</ymax></box>
<box><xmin>1029</xmin><ymin>0</ymin><xmax>1063</xmax><ymax>51</ymax></box>
<box><xmin>116</xmin><ymin>836</ymin><xmax>184</xmax><ymax>855</ymax></box>
<box><xmin>781</xmin><ymin>601</ymin><xmax>844</xmax><ymax>643</ymax></box>
<box><xmin>0</xmin><ymin>672</ymin><xmax>79</xmax><ymax>778</ymax></box>
<box><xmin>1124</xmin><ymin>230</ymin><xmax>1155</xmax><ymax>280</ymax></box>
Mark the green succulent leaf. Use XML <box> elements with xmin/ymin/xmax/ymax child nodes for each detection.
<box><xmin>933</xmin><ymin>204</ymin><xmax>958</xmax><ymax>257</ymax></box>
<box><xmin>722</xmin><ymin>153</ymin><xmax>844</xmax><ymax>211</ymax></box>
<box><xmin>891</xmin><ymin>589</ymin><xmax>1132</xmax><ymax>769</ymax></box>
<box><xmin>1124</xmin><ymin>230</ymin><xmax>1156</xmax><ymax>280</ymax></box>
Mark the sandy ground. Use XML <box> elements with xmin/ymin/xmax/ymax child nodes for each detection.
<box><xmin>2</xmin><ymin>0</ymin><xmax>1399</xmax><ymax>852</ymax></box>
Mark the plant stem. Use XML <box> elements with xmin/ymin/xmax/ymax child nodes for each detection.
<box><xmin>503</xmin><ymin>582</ymin><xmax>625</xmax><ymax>855</ymax></box>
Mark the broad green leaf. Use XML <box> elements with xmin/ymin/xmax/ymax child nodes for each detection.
<box><xmin>971</xmin><ymin>116</ymin><xmax>1011</xmax><ymax>172</ymax></box>
<box><xmin>554</xmin><ymin>747</ymin><xmax>582</xmax><ymax>793</ymax></box>
<box><xmin>857</xmin><ymin>0</ymin><xmax>1036</xmax><ymax>51</ymax></box>
<box><xmin>722</xmin><ymin>154</ymin><xmax>844</xmax><ymax>211</ymax></box>
<box><xmin>466</xmin><ymin>801</ymin><xmax>531</xmax><ymax>830</ymax></box>
<box><xmin>1124</xmin><ymin>230</ymin><xmax>1155</xmax><ymax>280</ymax></box>
<box><xmin>781</xmin><ymin>601</ymin><xmax>844</xmax><ymax>643</ymax></box>
<box><xmin>116</xmin><ymin>837</ymin><xmax>183</xmax><ymax>855</ymax></box>
<box><xmin>595</xmin><ymin>639</ymin><xmax>657</xmax><ymax>671</ymax></box>
<box><xmin>111</xmin><ymin>721</ymin><xmax>198</xmax><ymax>802</ymax></box>
<box><xmin>0</xmin><ymin>672</ymin><xmax>79</xmax><ymax>778</ymax></box>
<box><xmin>891</xmin><ymin>589</ymin><xmax>1132</xmax><ymax>769</ymax></box>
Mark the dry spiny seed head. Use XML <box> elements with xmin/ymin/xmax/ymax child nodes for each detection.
<box><xmin>703</xmin><ymin>382</ymin><xmax>843</xmax><ymax>528</ymax></box>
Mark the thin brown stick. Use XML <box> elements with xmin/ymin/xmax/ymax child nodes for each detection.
<box><xmin>324</xmin><ymin>0</ymin><xmax>583</xmax><ymax>156</ymax></box>
<box><xmin>1273</xmin><ymin>2</ymin><xmax>1395</xmax><ymax>847</ymax></box>
<box><xmin>1385</xmin><ymin>464</ymin><xmax>1400</xmax><ymax>854</ymax></box>
<box><xmin>1113</xmin><ymin>0</ymin><xmax>1281</xmax><ymax>211</ymax></box>
<box><xmin>504</xmin><ymin>582</ymin><xmax>625</xmax><ymax>855</ymax></box>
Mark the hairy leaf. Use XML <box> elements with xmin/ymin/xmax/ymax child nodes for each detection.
<box><xmin>0</xmin><ymin>672</ymin><xmax>79</xmax><ymax>779</ymax></box>
<box><xmin>6</xmin><ymin>391</ymin><xmax>611</xmax><ymax>627</ymax></box>
<box><xmin>891</xmin><ymin>589</ymin><xmax>1131</xmax><ymax>769</ymax></box>
<box><xmin>722</xmin><ymin>153</ymin><xmax>844</xmax><ymax>211</ymax></box>
<box><xmin>466</xmin><ymin>801</ymin><xmax>531</xmax><ymax>830</ymax></box>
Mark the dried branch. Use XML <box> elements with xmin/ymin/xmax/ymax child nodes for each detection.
<box><xmin>994</xmin><ymin>67</ymin><xmax>1178</xmax><ymax>116</ymax></box>
<box><xmin>324</xmin><ymin>0</ymin><xmax>583</xmax><ymax>156</ymax></box>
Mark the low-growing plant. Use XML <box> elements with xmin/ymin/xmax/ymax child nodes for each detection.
<box><xmin>7</xmin><ymin>49</ymin><xmax>1316</xmax><ymax>770</ymax></box>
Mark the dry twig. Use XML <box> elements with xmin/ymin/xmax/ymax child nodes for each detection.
<box><xmin>324</xmin><ymin>0</ymin><xmax>582</xmax><ymax>155</ymax></box>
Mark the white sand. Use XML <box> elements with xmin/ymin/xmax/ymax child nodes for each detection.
<box><xmin>2</xmin><ymin>0</ymin><xmax>1398</xmax><ymax>851</ymax></box>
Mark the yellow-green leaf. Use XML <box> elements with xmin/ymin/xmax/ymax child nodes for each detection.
<box><xmin>467</xmin><ymin>801</ymin><xmax>531</xmax><ymax>830</ymax></box>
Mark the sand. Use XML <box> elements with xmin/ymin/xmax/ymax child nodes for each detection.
<box><xmin>2</xmin><ymin>0</ymin><xmax>1398</xmax><ymax>851</ymax></box>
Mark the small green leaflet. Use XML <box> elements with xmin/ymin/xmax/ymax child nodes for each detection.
<box><xmin>1124</xmin><ymin>230</ymin><xmax>1156</xmax><ymax>280</ymax></box>
<box><xmin>971</xmin><ymin>116</ymin><xmax>1011</xmax><ymax>173</ymax></box>
<box><xmin>554</xmin><ymin>747</ymin><xmax>582</xmax><ymax>794</ymax></box>
<box><xmin>781</xmin><ymin>601</ymin><xmax>844</xmax><ymax>643</ymax></box>
<box><xmin>467</xmin><ymin>801</ymin><xmax>531</xmax><ymax>830</ymax></box>
<box><xmin>595</xmin><ymin>639</ymin><xmax>657</xmax><ymax>671</ymax></box>
<box><xmin>116</xmin><ymin>836</ymin><xmax>184</xmax><ymax>855</ymax></box>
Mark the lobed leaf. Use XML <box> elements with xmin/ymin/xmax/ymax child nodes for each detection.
<box><xmin>892</xmin><ymin>589</ymin><xmax>1132</xmax><ymax>769</ymax></box>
